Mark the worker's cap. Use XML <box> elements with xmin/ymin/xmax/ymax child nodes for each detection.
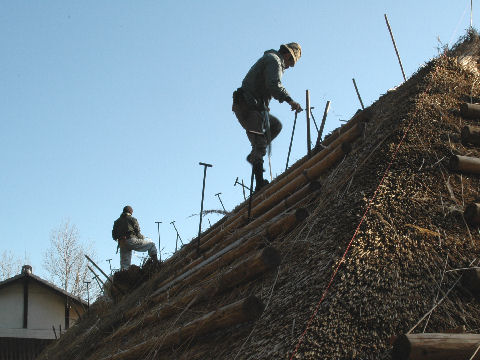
<box><xmin>123</xmin><ymin>205</ymin><xmax>133</xmax><ymax>214</ymax></box>
<box><xmin>281</xmin><ymin>42</ymin><xmax>302</xmax><ymax>66</ymax></box>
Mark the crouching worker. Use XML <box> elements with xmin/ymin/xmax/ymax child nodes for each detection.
<box><xmin>112</xmin><ymin>205</ymin><xmax>158</xmax><ymax>270</ymax></box>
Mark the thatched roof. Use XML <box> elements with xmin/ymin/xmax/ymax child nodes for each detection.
<box><xmin>38</xmin><ymin>30</ymin><xmax>480</xmax><ymax>360</ymax></box>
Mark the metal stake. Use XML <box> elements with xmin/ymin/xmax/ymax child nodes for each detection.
<box><xmin>234</xmin><ymin>177</ymin><xmax>248</xmax><ymax>200</ymax></box>
<box><xmin>241</xmin><ymin>179</ymin><xmax>247</xmax><ymax>200</ymax></box>
<box><xmin>316</xmin><ymin>101</ymin><xmax>331</xmax><ymax>147</ymax></box>
<box><xmin>170</xmin><ymin>220</ymin><xmax>183</xmax><ymax>252</ymax></box>
<box><xmin>285</xmin><ymin>111</ymin><xmax>298</xmax><ymax>171</ymax></box>
<box><xmin>215</xmin><ymin>192</ymin><xmax>226</xmax><ymax>212</ymax></box>
<box><xmin>384</xmin><ymin>14</ymin><xmax>407</xmax><ymax>82</ymax></box>
<box><xmin>106</xmin><ymin>259</ymin><xmax>112</xmax><ymax>275</ymax></box>
<box><xmin>155</xmin><ymin>221</ymin><xmax>162</xmax><ymax>261</ymax></box>
<box><xmin>306</xmin><ymin>90</ymin><xmax>311</xmax><ymax>157</ymax></box>
<box><xmin>197</xmin><ymin>162</ymin><xmax>213</xmax><ymax>254</ymax></box>
<box><xmin>352</xmin><ymin>78</ymin><xmax>365</xmax><ymax>110</ymax></box>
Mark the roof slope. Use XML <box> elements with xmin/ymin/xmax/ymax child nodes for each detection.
<box><xmin>0</xmin><ymin>270</ymin><xmax>87</xmax><ymax>307</ymax></box>
<box><xmin>38</xmin><ymin>31</ymin><xmax>480</xmax><ymax>360</ymax></box>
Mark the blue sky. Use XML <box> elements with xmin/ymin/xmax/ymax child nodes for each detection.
<box><xmin>0</xmin><ymin>1</ymin><xmax>474</xmax><ymax>278</ymax></box>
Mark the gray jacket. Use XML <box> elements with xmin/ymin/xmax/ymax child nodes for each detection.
<box><xmin>241</xmin><ymin>50</ymin><xmax>292</xmax><ymax>109</ymax></box>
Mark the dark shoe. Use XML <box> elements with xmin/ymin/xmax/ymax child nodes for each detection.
<box><xmin>253</xmin><ymin>162</ymin><xmax>269</xmax><ymax>191</ymax></box>
<box><xmin>255</xmin><ymin>179</ymin><xmax>269</xmax><ymax>191</ymax></box>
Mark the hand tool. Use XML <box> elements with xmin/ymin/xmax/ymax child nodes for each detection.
<box><xmin>285</xmin><ymin>111</ymin><xmax>298</xmax><ymax>171</ymax></box>
<box><xmin>215</xmin><ymin>192</ymin><xmax>226</xmax><ymax>212</ymax></box>
<box><xmin>170</xmin><ymin>220</ymin><xmax>183</xmax><ymax>252</ymax></box>
<box><xmin>197</xmin><ymin>162</ymin><xmax>213</xmax><ymax>254</ymax></box>
<box><xmin>234</xmin><ymin>177</ymin><xmax>249</xmax><ymax>200</ymax></box>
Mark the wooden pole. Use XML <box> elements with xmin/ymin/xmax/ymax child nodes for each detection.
<box><xmin>384</xmin><ymin>14</ymin><xmax>407</xmax><ymax>82</ymax></box>
<box><xmin>315</xmin><ymin>100</ymin><xmax>331</xmax><ymax>147</ymax></box>
<box><xmin>460</xmin><ymin>103</ymin><xmax>480</xmax><ymax>119</ymax></box>
<box><xmin>108</xmin><ymin>296</ymin><xmax>264</xmax><ymax>360</ymax></box>
<box><xmin>392</xmin><ymin>333</ymin><xmax>480</xmax><ymax>360</ymax></box>
<box><xmin>465</xmin><ymin>203</ymin><xmax>480</xmax><ymax>226</ymax></box>
<box><xmin>449</xmin><ymin>155</ymin><xmax>480</xmax><ymax>175</ymax></box>
<box><xmin>306</xmin><ymin>90</ymin><xmax>311</xmax><ymax>157</ymax></box>
<box><xmin>352</xmin><ymin>78</ymin><xmax>365</xmax><ymax>110</ymax></box>
<box><xmin>107</xmin><ymin>247</ymin><xmax>280</xmax><ymax>343</ymax></box>
<box><xmin>462</xmin><ymin>125</ymin><xmax>480</xmax><ymax>145</ymax></box>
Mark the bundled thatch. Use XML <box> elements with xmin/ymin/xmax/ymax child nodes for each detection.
<box><xmin>37</xmin><ymin>31</ymin><xmax>480</xmax><ymax>360</ymax></box>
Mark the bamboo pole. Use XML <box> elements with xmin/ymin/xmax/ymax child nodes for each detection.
<box><xmin>461</xmin><ymin>103</ymin><xmax>480</xmax><ymax>119</ymax></box>
<box><xmin>151</xmin><ymin>107</ymin><xmax>368</xmax><ymax>279</ymax></box>
<box><xmin>160</xmin><ymin>140</ymin><xmax>353</xmax><ymax>291</ymax></box>
<box><xmin>108</xmin><ymin>296</ymin><xmax>264</xmax><ymax>360</ymax></box>
<box><xmin>125</xmin><ymin>209</ymin><xmax>307</xmax><ymax>319</ymax></box>
<box><xmin>149</xmin><ymin>142</ymin><xmax>350</xmax><ymax>301</ymax></box>
<box><xmin>151</xmin><ymin>207</ymin><xmax>308</xmax><ymax>301</ymax></box>
<box><xmin>465</xmin><ymin>203</ymin><xmax>480</xmax><ymax>226</ymax></box>
<box><xmin>177</xmin><ymin>121</ymin><xmax>364</xmax><ymax>263</ymax></box>
<box><xmin>392</xmin><ymin>333</ymin><xmax>480</xmax><ymax>360</ymax></box>
<box><xmin>449</xmin><ymin>155</ymin><xmax>480</xmax><ymax>175</ymax></box>
<box><xmin>107</xmin><ymin>247</ymin><xmax>280</xmax><ymax>343</ymax></box>
<box><xmin>461</xmin><ymin>125</ymin><xmax>480</xmax><ymax>145</ymax></box>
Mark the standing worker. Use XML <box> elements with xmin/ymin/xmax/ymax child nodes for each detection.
<box><xmin>232</xmin><ymin>42</ymin><xmax>303</xmax><ymax>191</ymax></box>
<box><xmin>112</xmin><ymin>205</ymin><xmax>158</xmax><ymax>270</ymax></box>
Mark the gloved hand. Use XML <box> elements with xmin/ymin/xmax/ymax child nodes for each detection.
<box><xmin>288</xmin><ymin>100</ymin><xmax>303</xmax><ymax>113</ymax></box>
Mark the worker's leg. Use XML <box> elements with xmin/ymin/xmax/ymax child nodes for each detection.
<box><xmin>119</xmin><ymin>247</ymin><xmax>132</xmax><ymax>270</ymax></box>
<box><xmin>126</xmin><ymin>237</ymin><xmax>158</xmax><ymax>259</ymax></box>
<box><xmin>268</xmin><ymin>113</ymin><xmax>283</xmax><ymax>143</ymax></box>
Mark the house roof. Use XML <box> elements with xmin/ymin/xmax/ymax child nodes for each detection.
<box><xmin>0</xmin><ymin>271</ymin><xmax>88</xmax><ymax>307</ymax></box>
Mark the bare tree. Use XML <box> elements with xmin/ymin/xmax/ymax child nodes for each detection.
<box><xmin>43</xmin><ymin>220</ymin><xmax>96</xmax><ymax>299</ymax></box>
<box><xmin>0</xmin><ymin>250</ymin><xmax>23</xmax><ymax>281</ymax></box>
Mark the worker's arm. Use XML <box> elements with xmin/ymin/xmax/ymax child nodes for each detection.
<box><xmin>264</xmin><ymin>54</ymin><xmax>302</xmax><ymax>112</ymax></box>
<box><xmin>132</xmin><ymin>217</ymin><xmax>145</xmax><ymax>239</ymax></box>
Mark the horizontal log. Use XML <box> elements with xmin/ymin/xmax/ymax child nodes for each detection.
<box><xmin>151</xmin><ymin>208</ymin><xmax>308</xmax><ymax>301</ymax></box>
<box><xmin>461</xmin><ymin>103</ymin><xmax>480</xmax><ymax>119</ymax></box>
<box><xmin>107</xmin><ymin>247</ymin><xmax>280</xmax><ymax>344</ymax></box>
<box><xmin>465</xmin><ymin>203</ymin><xmax>480</xmax><ymax>226</ymax></box>
<box><xmin>109</xmin><ymin>296</ymin><xmax>264</xmax><ymax>360</ymax></box>
<box><xmin>153</xmin><ymin>177</ymin><xmax>321</xmax><ymax>297</ymax></box>
<box><xmin>125</xmin><ymin>209</ymin><xmax>307</xmax><ymax>320</ymax></box>
<box><xmin>392</xmin><ymin>333</ymin><xmax>480</xmax><ymax>360</ymax></box>
<box><xmin>174</xmin><ymin>123</ymin><xmax>363</xmax><ymax>267</ymax></box>
<box><xmin>462</xmin><ymin>125</ymin><xmax>480</xmax><ymax>145</ymax></box>
<box><xmin>449</xmin><ymin>155</ymin><xmax>480</xmax><ymax>175</ymax></box>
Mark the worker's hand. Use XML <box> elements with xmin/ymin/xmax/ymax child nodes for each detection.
<box><xmin>288</xmin><ymin>100</ymin><xmax>303</xmax><ymax>113</ymax></box>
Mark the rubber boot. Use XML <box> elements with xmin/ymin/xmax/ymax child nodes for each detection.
<box><xmin>253</xmin><ymin>162</ymin><xmax>269</xmax><ymax>191</ymax></box>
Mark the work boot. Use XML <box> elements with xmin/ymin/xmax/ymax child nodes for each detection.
<box><xmin>253</xmin><ymin>162</ymin><xmax>269</xmax><ymax>191</ymax></box>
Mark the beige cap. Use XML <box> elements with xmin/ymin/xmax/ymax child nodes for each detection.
<box><xmin>281</xmin><ymin>42</ymin><xmax>302</xmax><ymax>66</ymax></box>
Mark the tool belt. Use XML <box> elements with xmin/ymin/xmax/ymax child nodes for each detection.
<box><xmin>233</xmin><ymin>88</ymin><xmax>266</xmax><ymax>112</ymax></box>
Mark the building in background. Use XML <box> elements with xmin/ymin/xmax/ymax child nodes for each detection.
<box><xmin>0</xmin><ymin>265</ymin><xmax>87</xmax><ymax>359</ymax></box>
